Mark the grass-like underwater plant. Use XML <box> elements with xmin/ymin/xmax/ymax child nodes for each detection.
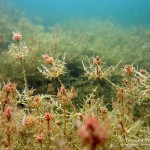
<box><xmin>0</xmin><ymin>31</ymin><xmax>150</xmax><ymax>150</ymax></box>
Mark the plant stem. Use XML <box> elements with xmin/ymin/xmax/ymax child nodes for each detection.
<box><xmin>57</xmin><ymin>76</ymin><xmax>63</xmax><ymax>85</ymax></box>
<box><xmin>63</xmin><ymin>102</ymin><xmax>66</xmax><ymax>136</ymax></box>
<box><xmin>121</xmin><ymin>99</ymin><xmax>125</xmax><ymax>121</ymax></box>
<box><xmin>17</xmin><ymin>41</ymin><xmax>28</xmax><ymax>91</ymax></box>
<box><xmin>47</xmin><ymin>121</ymin><xmax>51</xmax><ymax>149</ymax></box>
<box><xmin>97</xmin><ymin>79</ymin><xmax>100</xmax><ymax>118</ymax></box>
<box><xmin>129</xmin><ymin>77</ymin><xmax>133</xmax><ymax>102</ymax></box>
<box><xmin>120</xmin><ymin>121</ymin><xmax>126</xmax><ymax>142</ymax></box>
<box><xmin>37</xmin><ymin>108</ymin><xmax>40</xmax><ymax>122</ymax></box>
<box><xmin>47</xmin><ymin>120</ymin><xmax>50</xmax><ymax>132</ymax></box>
<box><xmin>40</xmin><ymin>142</ymin><xmax>43</xmax><ymax>150</ymax></box>
<box><xmin>91</xmin><ymin>144</ymin><xmax>96</xmax><ymax>150</ymax></box>
<box><xmin>129</xmin><ymin>76</ymin><xmax>134</xmax><ymax>120</ymax></box>
<box><xmin>3</xmin><ymin>92</ymin><xmax>9</xmax><ymax>112</ymax></box>
<box><xmin>7</xmin><ymin>133</ymin><xmax>10</xmax><ymax>147</ymax></box>
<box><xmin>20</xmin><ymin>59</ymin><xmax>28</xmax><ymax>91</ymax></box>
<box><xmin>102</xmin><ymin>144</ymin><xmax>105</xmax><ymax>150</ymax></box>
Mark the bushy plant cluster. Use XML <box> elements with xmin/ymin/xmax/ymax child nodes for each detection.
<box><xmin>0</xmin><ymin>7</ymin><xmax>150</xmax><ymax>104</ymax></box>
<box><xmin>0</xmin><ymin>32</ymin><xmax>149</xmax><ymax>150</ymax></box>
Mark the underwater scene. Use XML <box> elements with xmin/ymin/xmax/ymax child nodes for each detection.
<box><xmin>0</xmin><ymin>0</ymin><xmax>150</xmax><ymax>149</ymax></box>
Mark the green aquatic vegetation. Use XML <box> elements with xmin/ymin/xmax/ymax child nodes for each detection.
<box><xmin>0</xmin><ymin>4</ymin><xmax>150</xmax><ymax>149</ymax></box>
<box><xmin>0</xmin><ymin>12</ymin><xmax>150</xmax><ymax>120</ymax></box>
<box><xmin>0</xmin><ymin>32</ymin><xmax>149</xmax><ymax>150</ymax></box>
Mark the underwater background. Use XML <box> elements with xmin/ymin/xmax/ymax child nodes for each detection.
<box><xmin>12</xmin><ymin>0</ymin><xmax>150</xmax><ymax>27</ymax></box>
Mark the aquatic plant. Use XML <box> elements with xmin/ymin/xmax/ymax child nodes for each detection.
<box><xmin>9</xmin><ymin>32</ymin><xmax>28</xmax><ymax>91</ymax></box>
<box><xmin>0</xmin><ymin>4</ymin><xmax>150</xmax><ymax>149</ymax></box>
<box><xmin>0</xmin><ymin>31</ymin><xmax>149</xmax><ymax>150</ymax></box>
<box><xmin>77</xmin><ymin>117</ymin><xmax>109</xmax><ymax>150</ymax></box>
<box><xmin>38</xmin><ymin>54</ymin><xmax>66</xmax><ymax>81</ymax></box>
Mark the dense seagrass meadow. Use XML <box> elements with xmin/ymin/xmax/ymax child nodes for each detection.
<box><xmin>0</xmin><ymin>0</ymin><xmax>150</xmax><ymax>150</ymax></box>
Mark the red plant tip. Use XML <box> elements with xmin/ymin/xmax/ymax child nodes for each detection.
<box><xmin>101</xmin><ymin>108</ymin><xmax>107</xmax><ymax>115</ymax></box>
<box><xmin>32</xmin><ymin>95</ymin><xmax>42</xmax><ymax>108</ymax></box>
<box><xmin>33</xmin><ymin>95</ymin><xmax>40</xmax><ymax>102</ymax></box>
<box><xmin>117</xmin><ymin>88</ymin><xmax>125</xmax><ymax>103</ymax></box>
<box><xmin>60</xmin><ymin>85</ymin><xmax>66</xmax><ymax>94</ymax></box>
<box><xmin>4</xmin><ymin>106</ymin><xmax>13</xmax><ymax>121</ymax></box>
<box><xmin>123</xmin><ymin>78</ymin><xmax>128</xmax><ymax>85</ymax></box>
<box><xmin>36</xmin><ymin>134</ymin><xmax>44</xmax><ymax>143</ymax></box>
<box><xmin>79</xmin><ymin>113</ymin><xmax>84</xmax><ymax>121</ymax></box>
<box><xmin>87</xmin><ymin>99</ymin><xmax>95</xmax><ymax>106</ymax></box>
<box><xmin>137</xmin><ymin>78</ymin><xmax>140</xmax><ymax>84</ymax></box>
<box><xmin>13</xmin><ymin>32</ymin><xmax>22</xmax><ymax>41</ymax></box>
<box><xmin>24</xmin><ymin>116</ymin><xmax>35</xmax><ymax>127</ymax></box>
<box><xmin>93</xmin><ymin>56</ymin><xmax>101</xmax><ymax>65</ymax></box>
<box><xmin>71</xmin><ymin>87</ymin><xmax>75</xmax><ymax>93</ymax></box>
<box><xmin>3</xmin><ymin>140</ymin><xmax>9</xmax><ymax>148</ymax></box>
<box><xmin>85</xmin><ymin>117</ymin><xmax>99</xmax><ymax>130</ymax></box>
<box><xmin>45</xmin><ymin>113</ymin><xmax>52</xmax><ymax>121</ymax></box>
<box><xmin>120</xmin><ymin>88</ymin><xmax>124</xmax><ymax>93</ymax></box>
<box><xmin>124</xmin><ymin>65</ymin><xmax>135</xmax><ymax>76</ymax></box>
<box><xmin>42</xmin><ymin>54</ymin><xmax>53</xmax><ymax>65</ymax></box>
<box><xmin>78</xmin><ymin>117</ymin><xmax>109</xmax><ymax>148</ymax></box>
<box><xmin>140</xmin><ymin>69</ymin><xmax>145</xmax><ymax>74</ymax></box>
<box><xmin>87</xmin><ymin>99</ymin><xmax>91</xmax><ymax>105</ymax></box>
<box><xmin>4</xmin><ymin>82</ymin><xmax>16</xmax><ymax>93</ymax></box>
